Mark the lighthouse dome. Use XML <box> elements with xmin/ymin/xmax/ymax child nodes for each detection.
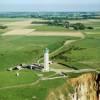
<box><xmin>45</xmin><ymin>48</ymin><xmax>49</xmax><ymax>53</ymax></box>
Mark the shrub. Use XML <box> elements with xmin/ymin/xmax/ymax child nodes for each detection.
<box><xmin>0</xmin><ymin>25</ymin><xmax>7</xmax><ymax>29</ymax></box>
<box><xmin>71</xmin><ymin>23</ymin><xmax>85</xmax><ymax>30</ymax></box>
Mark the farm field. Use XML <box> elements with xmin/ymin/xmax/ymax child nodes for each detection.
<box><xmin>27</xmin><ymin>25</ymin><xmax>72</xmax><ymax>32</ymax></box>
<box><xmin>52</xmin><ymin>19</ymin><xmax>100</xmax><ymax>70</ymax></box>
<box><xmin>53</xmin><ymin>34</ymin><xmax>100</xmax><ymax>70</ymax></box>
<box><xmin>0</xmin><ymin>18</ymin><xmax>100</xmax><ymax>99</ymax></box>
<box><xmin>0</xmin><ymin>18</ymin><xmax>84</xmax><ymax>38</ymax></box>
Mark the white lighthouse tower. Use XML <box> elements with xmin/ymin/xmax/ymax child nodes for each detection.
<box><xmin>43</xmin><ymin>48</ymin><xmax>49</xmax><ymax>72</ymax></box>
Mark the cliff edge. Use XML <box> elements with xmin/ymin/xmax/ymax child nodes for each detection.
<box><xmin>47</xmin><ymin>72</ymin><xmax>100</xmax><ymax>100</ymax></box>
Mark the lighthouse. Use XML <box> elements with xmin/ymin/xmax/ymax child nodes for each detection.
<box><xmin>43</xmin><ymin>48</ymin><xmax>49</xmax><ymax>72</ymax></box>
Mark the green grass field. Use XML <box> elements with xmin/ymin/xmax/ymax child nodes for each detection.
<box><xmin>27</xmin><ymin>24</ymin><xmax>74</xmax><ymax>32</ymax></box>
<box><xmin>0</xmin><ymin>78</ymin><xmax>66</xmax><ymax>100</ymax></box>
<box><xmin>0</xmin><ymin>18</ymin><xmax>100</xmax><ymax>100</ymax></box>
<box><xmin>0</xmin><ymin>70</ymin><xmax>39</xmax><ymax>88</ymax></box>
<box><xmin>53</xmin><ymin>35</ymin><xmax>100</xmax><ymax>69</ymax></box>
<box><xmin>0</xmin><ymin>29</ymin><xmax>9</xmax><ymax>35</ymax></box>
<box><xmin>83</xmin><ymin>19</ymin><xmax>100</xmax><ymax>34</ymax></box>
<box><xmin>52</xmin><ymin>19</ymin><xmax>100</xmax><ymax>70</ymax></box>
<box><xmin>0</xmin><ymin>36</ymin><xmax>73</xmax><ymax>71</ymax></box>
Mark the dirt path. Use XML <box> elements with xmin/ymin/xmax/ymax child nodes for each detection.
<box><xmin>38</xmin><ymin>34</ymin><xmax>84</xmax><ymax>63</ymax></box>
<box><xmin>0</xmin><ymin>75</ymin><xmax>67</xmax><ymax>90</ymax></box>
<box><xmin>41</xmin><ymin>76</ymin><xmax>68</xmax><ymax>80</ymax></box>
<box><xmin>3</xmin><ymin>31</ymin><xmax>84</xmax><ymax>37</ymax></box>
<box><xmin>39</xmin><ymin>31</ymin><xmax>85</xmax><ymax>61</ymax></box>
<box><xmin>0</xmin><ymin>67</ymin><xmax>97</xmax><ymax>90</ymax></box>
<box><xmin>51</xmin><ymin>68</ymin><xmax>97</xmax><ymax>73</ymax></box>
<box><xmin>0</xmin><ymin>80</ymin><xmax>40</xmax><ymax>90</ymax></box>
<box><xmin>50</xmin><ymin>40</ymin><xmax>78</xmax><ymax>58</ymax></box>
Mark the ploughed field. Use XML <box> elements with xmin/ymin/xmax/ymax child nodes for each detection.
<box><xmin>1</xmin><ymin>18</ymin><xmax>83</xmax><ymax>37</ymax></box>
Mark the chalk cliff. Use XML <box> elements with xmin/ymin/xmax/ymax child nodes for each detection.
<box><xmin>47</xmin><ymin>73</ymin><xmax>100</xmax><ymax>100</ymax></box>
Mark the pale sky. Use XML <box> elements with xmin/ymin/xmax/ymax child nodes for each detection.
<box><xmin>0</xmin><ymin>0</ymin><xmax>100</xmax><ymax>12</ymax></box>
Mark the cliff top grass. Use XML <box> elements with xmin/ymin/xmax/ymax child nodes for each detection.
<box><xmin>0</xmin><ymin>36</ymin><xmax>76</xmax><ymax>71</ymax></box>
<box><xmin>53</xmin><ymin>34</ymin><xmax>100</xmax><ymax>70</ymax></box>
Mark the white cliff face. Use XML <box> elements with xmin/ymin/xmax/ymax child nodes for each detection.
<box><xmin>47</xmin><ymin>73</ymin><xmax>100</xmax><ymax>100</ymax></box>
<box><xmin>71</xmin><ymin>83</ymin><xmax>90</xmax><ymax>100</ymax></box>
<box><xmin>71</xmin><ymin>83</ymin><xmax>88</xmax><ymax>100</ymax></box>
<box><xmin>70</xmin><ymin>73</ymin><xmax>98</xmax><ymax>100</ymax></box>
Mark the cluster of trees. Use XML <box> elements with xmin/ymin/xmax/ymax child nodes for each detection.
<box><xmin>48</xmin><ymin>20</ymin><xmax>93</xmax><ymax>30</ymax></box>
<box><xmin>31</xmin><ymin>19</ymin><xmax>93</xmax><ymax>30</ymax></box>
<box><xmin>64</xmin><ymin>22</ymin><xmax>93</xmax><ymax>30</ymax></box>
<box><xmin>48</xmin><ymin>20</ymin><xmax>63</xmax><ymax>26</ymax></box>
<box><xmin>0</xmin><ymin>25</ymin><xmax>7</xmax><ymax>29</ymax></box>
<box><xmin>31</xmin><ymin>21</ymin><xmax>48</xmax><ymax>24</ymax></box>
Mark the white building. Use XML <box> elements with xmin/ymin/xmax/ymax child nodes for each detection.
<box><xmin>43</xmin><ymin>48</ymin><xmax>49</xmax><ymax>72</ymax></box>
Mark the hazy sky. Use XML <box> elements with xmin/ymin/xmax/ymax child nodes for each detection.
<box><xmin>0</xmin><ymin>0</ymin><xmax>100</xmax><ymax>12</ymax></box>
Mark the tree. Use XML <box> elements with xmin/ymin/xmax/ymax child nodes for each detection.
<box><xmin>71</xmin><ymin>23</ymin><xmax>85</xmax><ymax>30</ymax></box>
<box><xmin>0</xmin><ymin>25</ymin><xmax>7</xmax><ymax>29</ymax></box>
<box><xmin>64</xmin><ymin>21</ymin><xmax>70</xmax><ymax>28</ymax></box>
<box><xmin>87</xmin><ymin>26</ymin><xmax>93</xmax><ymax>29</ymax></box>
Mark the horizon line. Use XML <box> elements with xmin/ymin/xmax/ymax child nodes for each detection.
<box><xmin>0</xmin><ymin>11</ymin><xmax>100</xmax><ymax>13</ymax></box>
